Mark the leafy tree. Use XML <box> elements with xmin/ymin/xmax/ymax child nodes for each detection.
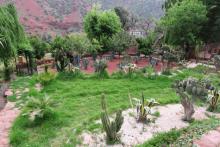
<box><xmin>161</xmin><ymin>0</ymin><xmax>207</xmax><ymax>59</ymax></box>
<box><xmin>201</xmin><ymin>0</ymin><xmax>220</xmax><ymax>42</ymax></box>
<box><xmin>109</xmin><ymin>31</ymin><xmax>136</xmax><ymax>57</ymax></box>
<box><xmin>84</xmin><ymin>6</ymin><xmax>122</xmax><ymax>52</ymax></box>
<box><xmin>66</xmin><ymin>33</ymin><xmax>90</xmax><ymax>56</ymax></box>
<box><xmin>136</xmin><ymin>32</ymin><xmax>156</xmax><ymax>57</ymax></box>
<box><xmin>114</xmin><ymin>7</ymin><xmax>131</xmax><ymax>31</ymax></box>
<box><xmin>0</xmin><ymin>4</ymin><xmax>28</xmax><ymax>80</ymax></box>
<box><xmin>29</xmin><ymin>36</ymin><xmax>50</xmax><ymax>60</ymax></box>
<box><xmin>51</xmin><ymin>36</ymin><xmax>69</xmax><ymax>72</ymax></box>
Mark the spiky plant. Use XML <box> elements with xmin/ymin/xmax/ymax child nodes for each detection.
<box><xmin>23</xmin><ymin>95</ymin><xmax>55</xmax><ymax>122</ymax></box>
<box><xmin>132</xmin><ymin>93</ymin><xmax>159</xmax><ymax>122</ymax></box>
<box><xmin>208</xmin><ymin>89</ymin><xmax>219</xmax><ymax>112</ymax></box>
<box><xmin>100</xmin><ymin>94</ymin><xmax>124</xmax><ymax>144</ymax></box>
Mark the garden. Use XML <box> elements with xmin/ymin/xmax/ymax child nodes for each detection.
<box><xmin>0</xmin><ymin>0</ymin><xmax>220</xmax><ymax>147</ymax></box>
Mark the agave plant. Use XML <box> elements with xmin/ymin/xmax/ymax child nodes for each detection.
<box><xmin>132</xmin><ymin>93</ymin><xmax>159</xmax><ymax>122</ymax></box>
<box><xmin>208</xmin><ymin>89</ymin><xmax>219</xmax><ymax>112</ymax></box>
<box><xmin>23</xmin><ymin>95</ymin><xmax>55</xmax><ymax>122</ymax></box>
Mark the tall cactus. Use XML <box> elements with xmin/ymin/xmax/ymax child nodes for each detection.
<box><xmin>100</xmin><ymin>94</ymin><xmax>124</xmax><ymax>143</ymax></box>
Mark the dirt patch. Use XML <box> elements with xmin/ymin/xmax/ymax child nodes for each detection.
<box><xmin>0</xmin><ymin>102</ymin><xmax>20</xmax><ymax>147</ymax></box>
<box><xmin>79</xmin><ymin>104</ymin><xmax>220</xmax><ymax>147</ymax></box>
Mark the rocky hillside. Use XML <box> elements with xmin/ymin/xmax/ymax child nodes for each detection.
<box><xmin>0</xmin><ymin>0</ymin><xmax>164</xmax><ymax>36</ymax></box>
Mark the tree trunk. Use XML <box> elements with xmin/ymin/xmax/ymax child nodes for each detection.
<box><xmin>181</xmin><ymin>96</ymin><xmax>195</xmax><ymax>121</ymax></box>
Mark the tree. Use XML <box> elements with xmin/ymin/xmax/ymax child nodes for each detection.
<box><xmin>136</xmin><ymin>31</ymin><xmax>156</xmax><ymax>57</ymax></box>
<box><xmin>201</xmin><ymin>0</ymin><xmax>220</xmax><ymax>42</ymax></box>
<box><xmin>161</xmin><ymin>0</ymin><xmax>207</xmax><ymax>59</ymax></box>
<box><xmin>51</xmin><ymin>36</ymin><xmax>69</xmax><ymax>72</ymax></box>
<box><xmin>66</xmin><ymin>33</ymin><xmax>90</xmax><ymax>56</ymax></box>
<box><xmin>29</xmin><ymin>36</ymin><xmax>50</xmax><ymax>60</ymax></box>
<box><xmin>114</xmin><ymin>7</ymin><xmax>131</xmax><ymax>31</ymax></box>
<box><xmin>163</xmin><ymin>0</ymin><xmax>220</xmax><ymax>43</ymax></box>
<box><xmin>109</xmin><ymin>31</ymin><xmax>136</xmax><ymax>58</ymax></box>
<box><xmin>84</xmin><ymin>6</ymin><xmax>122</xmax><ymax>52</ymax></box>
<box><xmin>0</xmin><ymin>4</ymin><xmax>28</xmax><ymax>80</ymax></box>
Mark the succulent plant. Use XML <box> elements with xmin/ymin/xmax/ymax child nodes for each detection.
<box><xmin>100</xmin><ymin>94</ymin><xmax>124</xmax><ymax>143</ymax></box>
<box><xmin>132</xmin><ymin>93</ymin><xmax>159</xmax><ymax>122</ymax></box>
<box><xmin>208</xmin><ymin>89</ymin><xmax>219</xmax><ymax>112</ymax></box>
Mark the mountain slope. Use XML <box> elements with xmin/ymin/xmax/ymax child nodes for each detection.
<box><xmin>0</xmin><ymin>0</ymin><xmax>164</xmax><ymax>36</ymax></box>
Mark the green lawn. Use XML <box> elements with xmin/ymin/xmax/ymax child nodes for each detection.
<box><xmin>8</xmin><ymin>67</ymin><xmax>220</xmax><ymax>146</ymax></box>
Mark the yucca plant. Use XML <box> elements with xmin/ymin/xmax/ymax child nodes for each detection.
<box><xmin>23</xmin><ymin>95</ymin><xmax>55</xmax><ymax>122</ymax></box>
<box><xmin>132</xmin><ymin>93</ymin><xmax>159</xmax><ymax>122</ymax></box>
<box><xmin>208</xmin><ymin>89</ymin><xmax>219</xmax><ymax>112</ymax></box>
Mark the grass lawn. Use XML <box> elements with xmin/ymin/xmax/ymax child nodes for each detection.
<box><xmin>8</xmin><ymin>67</ymin><xmax>220</xmax><ymax>146</ymax></box>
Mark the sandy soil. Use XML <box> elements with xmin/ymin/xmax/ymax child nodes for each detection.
<box><xmin>79</xmin><ymin>104</ymin><xmax>220</xmax><ymax>147</ymax></box>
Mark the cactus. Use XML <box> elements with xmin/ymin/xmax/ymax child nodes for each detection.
<box><xmin>100</xmin><ymin>94</ymin><xmax>124</xmax><ymax>144</ymax></box>
<box><xmin>82</xmin><ymin>58</ymin><xmax>89</xmax><ymax>70</ymax></box>
<box><xmin>208</xmin><ymin>89</ymin><xmax>219</xmax><ymax>112</ymax></box>
<box><xmin>172</xmin><ymin>77</ymin><xmax>213</xmax><ymax>121</ymax></box>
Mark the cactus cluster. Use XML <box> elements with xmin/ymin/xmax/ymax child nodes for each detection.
<box><xmin>100</xmin><ymin>94</ymin><xmax>124</xmax><ymax>143</ymax></box>
<box><xmin>94</xmin><ymin>59</ymin><xmax>107</xmax><ymax>73</ymax></box>
<box><xmin>82</xmin><ymin>58</ymin><xmax>89</xmax><ymax>70</ymax></box>
<box><xmin>173</xmin><ymin>77</ymin><xmax>210</xmax><ymax>100</ymax></box>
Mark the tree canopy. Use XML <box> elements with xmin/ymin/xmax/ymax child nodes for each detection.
<box><xmin>83</xmin><ymin>6</ymin><xmax>122</xmax><ymax>52</ymax></box>
<box><xmin>161</xmin><ymin>0</ymin><xmax>207</xmax><ymax>58</ymax></box>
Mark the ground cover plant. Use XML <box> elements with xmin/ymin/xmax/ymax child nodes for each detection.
<box><xmin>7</xmin><ymin>66</ymin><xmax>220</xmax><ymax>146</ymax></box>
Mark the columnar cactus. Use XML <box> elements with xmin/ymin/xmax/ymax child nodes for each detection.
<box><xmin>100</xmin><ymin>94</ymin><xmax>124</xmax><ymax>143</ymax></box>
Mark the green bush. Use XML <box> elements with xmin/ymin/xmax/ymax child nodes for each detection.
<box><xmin>22</xmin><ymin>95</ymin><xmax>55</xmax><ymax>123</ymax></box>
<box><xmin>94</xmin><ymin>59</ymin><xmax>109</xmax><ymax>78</ymax></box>
<box><xmin>37</xmin><ymin>72</ymin><xmax>56</xmax><ymax>85</ymax></box>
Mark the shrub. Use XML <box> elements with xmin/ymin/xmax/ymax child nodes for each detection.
<box><xmin>143</xmin><ymin>66</ymin><xmax>156</xmax><ymax>79</ymax></box>
<box><xmin>37</xmin><ymin>71</ymin><xmax>56</xmax><ymax>85</ymax></box>
<box><xmin>207</xmin><ymin>89</ymin><xmax>219</xmax><ymax>112</ymax></box>
<box><xmin>22</xmin><ymin>95</ymin><xmax>55</xmax><ymax>123</ymax></box>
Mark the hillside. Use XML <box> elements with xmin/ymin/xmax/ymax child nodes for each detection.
<box><xmin>0</xmin><ymin>0</ymin><xmax>164</xmax><ymax>36</ymax></box>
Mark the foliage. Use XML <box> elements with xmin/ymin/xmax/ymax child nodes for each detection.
<box><xmin>66</xmin><ymin>33</ymin><xmax>90</xmax><ymax>56</ymax></box>
<box><xmin>51</xmin><ymin>36</ymin><xmax>69</xmax><ymax>72</ymax></box>
<box><xmin>132</xmin><ymin>93</ymin><xmax>159</xmax><ymax>122</ymax></box>
<box><xmin>114</xmin><ymin>7</ymin><xmax>131</xmax><ymax>31</ymax></box>
<box><xmin>22</xmin><ymin>95</ymin><xmax>55</xmax><ymax>122</ymax></box>
<box><xmin>37</xmin><ymin>71</ymin><xmax>56</xmax><ymax>86</ymax></box>
<box><xmin>109</xmin><ymin>31</ymin><xmax>136</xmax><ymax>56</ymax></box>
<box><xmin>143</xmin><ymin>66</ymin><xmax>156</xmax><ymax>79</ymax></box>
<box><xmin>201</xmin><ymin>0</ymin><xmax>220</xmax><ymax>42</ymax></box>
<box><xmin>29</xmin><ymin>36</ymin><xmax>50</xmax><ymax>60</ymax></box>
<box><xmin>0</xmin><ymin>4</ymin><xmax>29</xmax><ymax>80</ymax></box>
<box><xmin>84</xmin><ymin>6</ymin><xmax>122</xmax><ymax>51</ymax></box>
<box><xmin>101</xmin><ymin>94</ymin><xmax>124</xmax><ymax>144</ymax></box>
<box><xmin>141</xmin><ymin>118</ymin><xmax>220</xmax><ymax>147</ymax></box>
<box><xmin>161</xmin><ymin>0</ymin><xmax>207</xmax><ymax>58</ymax></box>
<box><xmin>136</xmin><ymin>32</ymin><xmax>156</xmax><ymax>56</ymax></box>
